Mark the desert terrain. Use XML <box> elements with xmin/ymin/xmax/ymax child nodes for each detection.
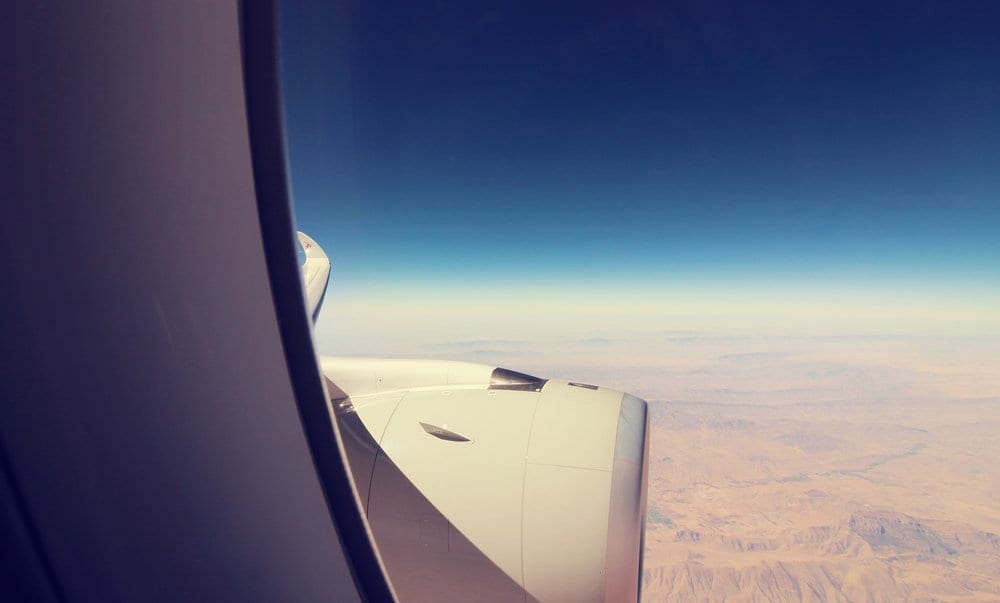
<box><xmin>635</xmin><ymin>337</ymin><xmax>1000</xmax><ymax>602</ymax></box>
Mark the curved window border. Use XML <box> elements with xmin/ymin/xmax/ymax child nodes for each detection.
<box><xmin>240</xmin><ymin>3</ymin><xmax>396</xmax><ymax>601</ymax></box>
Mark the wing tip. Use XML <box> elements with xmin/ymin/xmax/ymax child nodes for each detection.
<box><xmin>296</xmin><ymin>231</ymin><xmax>328</xmax><ymax>262</ymax></box>
<box><xmin>297</xmin><ymin>231</ymin><xmax>331</xmax><ymax>323</ymax></box>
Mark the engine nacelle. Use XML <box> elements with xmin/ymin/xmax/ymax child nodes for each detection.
<box><xmin>322</xmin><ymin>358</ymin><xmax>649</xmax><ymax>602</ymax></box>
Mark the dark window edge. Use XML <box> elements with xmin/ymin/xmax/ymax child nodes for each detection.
<box><xmin>238</xmin><ymin>2</ymin><xmax>395</xmax><ymax>601</ymax></box>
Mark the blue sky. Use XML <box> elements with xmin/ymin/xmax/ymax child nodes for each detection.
<box><xmin>279</xmin><ymin>1</ymin><xmax>1000</xmax><ymax>334</ymax></box>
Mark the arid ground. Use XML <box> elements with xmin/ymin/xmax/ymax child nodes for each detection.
<box><xmin>634</xmin><ymin>336</ymin><xmax>1000</xmax><ymax>602</ymax></box>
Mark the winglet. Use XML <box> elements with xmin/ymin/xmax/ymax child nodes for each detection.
<box><xmin>297</xmin><ymin>231</ymin><xmax>331</xmax><ymax>323</ymax></box>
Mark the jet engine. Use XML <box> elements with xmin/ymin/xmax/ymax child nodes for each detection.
<box><xmin>323</xmin><ymin>359</ymin><xmax>648</xmax><ymax>602</ymax></box>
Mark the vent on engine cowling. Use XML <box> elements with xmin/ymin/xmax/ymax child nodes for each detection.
<box><xmin>419</xmin><ymin>422</ymin><xmax>472</xmax><ymax>442</ymax></box>
<box><xmin>488</xmin><ymin>368</ymin><xmax>547</xmax><ymax>392</ymax></box>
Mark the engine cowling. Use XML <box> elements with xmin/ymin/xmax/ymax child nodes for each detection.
<box><xmin>322</xmin><ymin>358</ymin><xmax>649</xmax><ymax>602</ymax></box>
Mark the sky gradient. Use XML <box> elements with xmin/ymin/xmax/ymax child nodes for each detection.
<box><xmin>280</xmin><ymin>1</ymin><xmax>1000</xmax><ymax>356</ymax></box>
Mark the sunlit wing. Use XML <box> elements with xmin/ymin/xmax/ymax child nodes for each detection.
<box><xmin>297</xmin><ymin>231</ymin><xmax>331</xmax><ymax>323</ymax></box>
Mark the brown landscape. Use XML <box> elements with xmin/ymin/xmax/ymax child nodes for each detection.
<box><xmin>634</xmin><ymin>338</ymin><xmax>1000</xmax><ymax>602</ymax></box>
<box><xmin>642</xmin><ymin>396</ymin><xmax>1000</xmax><ymax>601</ymax></box>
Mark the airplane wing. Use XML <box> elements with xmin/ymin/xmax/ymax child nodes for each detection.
<box><xmin>300</xmin><ymin>233</ymin><xmax>650</xmax><ymax>602</ymax></box>
<box><xmin>297</xmin><ymin>231</ymin><xmax>331</xmax><ymax>323</ymax></box>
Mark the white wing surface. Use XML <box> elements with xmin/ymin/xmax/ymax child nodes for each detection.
<box><xmin>297</xmin><ymin>231</ymin><xmax>331</xmax><ymax>322</ymax></box>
